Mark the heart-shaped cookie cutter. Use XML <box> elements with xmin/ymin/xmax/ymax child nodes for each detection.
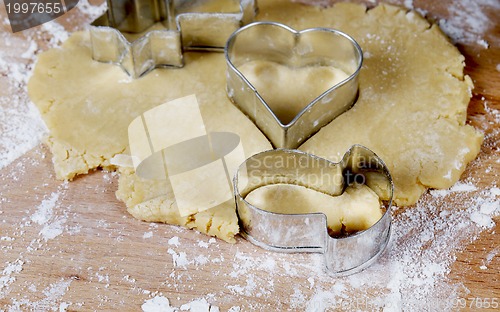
<box><xmin>225</xmin><ymin>21</ymin><xmax>363</xmax><ymax>149</ymax></box>
<box><xmin>90</xmin><ymin>0</ymin><xmax>257</xmax><ymax>78</ymax></box>
<box><xmin>234</xmin><ymin>145</ymin><xmax>393</xmax><ymax>276</ymax></box>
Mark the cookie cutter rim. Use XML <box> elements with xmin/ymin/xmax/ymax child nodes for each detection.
<box><xmin>225</xmin><ymin>21</ymin><xmax>363</xmax><ymax>149</ymax></box>
<box><xmin>89</xmin><ymin>0</ymin><xmax>258</xmax><ymax>78</ymax></box>
<box><xmin>233</xmin><ymin>145</ymin><xmax>393</xmax><ymax>276</ymax></box>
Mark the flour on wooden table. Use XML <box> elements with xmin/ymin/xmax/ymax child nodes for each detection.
<box><xmin>168</xmin><ymin>236</ymin><xmax>181</xmax><ymax>247</ymax></box>
<box><xmin>0</xmin><ymin>259</ymin><xmax>24</xmax><ymax>291</ymax></box>
<box><xmin>391</xmin><ymin>0</ymin><xmax>500</xmax><ymax>47</ymax></box>
<box><xmin>0</xmin><ymin>35</ymin><xmax>46</xmax><ymax>170</ymax></box>
<box><xmin>8</xmin><ymin>279</ymin><xmax>72</xmax><ymax>311</ymax></box>
<box><xmin>436</xmin><ymin>0</ymin><xmax>500</xmax><ymax>47</ymax></box>
<box><xmin>142</xmin><ymin>296</ymin><xmax>175</xmax><ymax>312</ymax></box>
<box><xmin>141</xmin><ymin>296</ymin><xmax>221</xmax><ymax>312</ymax></box>
<box><xmin>28</xmin><ymin>183</ymin><xmax>71</xmax><ymax>242</ymax></box>
<box><xmin>0</xmin><ymin>0</ymin><xmax>106</xmax><ymax>170</ymax></box>
<box><xmin>1</xmin><ymin>0</ymin><xmax>499</xmax><ymax>311</ymax></box>
<box><xmin>480</xmin><ymin>248</ymin><xmax>499</xmax><ymax>270</ymax></box>
<box><xmin>158</xmin><ymin>180</ymin><xmax>499</xmax><ymax>310</ymax></box>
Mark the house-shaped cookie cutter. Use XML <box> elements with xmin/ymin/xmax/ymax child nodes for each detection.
<box><xmin>234</xmin><ymin>145</ymin><xmax>393</xmax><ymax>276</ymax></box>
<box><xmin>90</xmin><ymin>0</ymin><xmax>257</xmax><ymax>78</ymax></box>
<box><xmin>225</xmin><ymin>21</ymin><xmax>363</xmax><ymax>149</ymax></box>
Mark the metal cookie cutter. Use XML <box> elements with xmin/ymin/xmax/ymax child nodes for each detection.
<box><xmin>90</xmin><ymin>0</ymin><xmax>257</xmax><ymax>78</ymax></box>
<box><xmin>234</xmin><ymin>145</ymin><xmax>393</xmax><ymax>276</ymax></box>
<box><xmin>225</xmin><ymin>21</ymin><xmax>363</xmax><ymax>149</ymax></box>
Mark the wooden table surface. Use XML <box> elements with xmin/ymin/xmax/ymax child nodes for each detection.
<box><xmin>1</xmin><ymin>0</ymin><xmax>499</xmax><ymax>311</ymax></box>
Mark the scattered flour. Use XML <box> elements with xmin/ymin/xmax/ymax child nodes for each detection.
<box><xmin>193</xmin><ymin>255</ymin><xmax>210</xmax><ymax>266</ymax></box>
<box><xmin>29</xmin><ymin>188</ymin><xmax>68</xmax><ymax>241</ymax></box>
<box><xmin>298</xmin><ymin>184</ymin><xmax>500</xmax><ymax>310</ymax></box>
<box><xmin>9</xmin><ymin>279</ymin><xmax>72</xmax><ymax>311</ymax></box>
<box><xmin>430</xmin><ymin>181</ymin><xmax>476</xmax><ymax>197</ymax></box>
<box><xmin>469</xmin><ymin>211</ymin><xmax>495</xmax><ymax>228</ymax></box>
<box><xmin>209</xmin><ymin>182</ymin><xmax>500</xmax><ymax>311</ymax></box>
<box><xmin>142</xmin><ymin>296</ymin><xmax>220</xmax><ymax>312</ymax></box>
<box><xmin>483</xmin><ymin>100</ymin><xmax>500</xmax><ymax>124</ymax></box>
<box><xmin>180</xmin><ymin>298</ymin><xmax>219</xmax><ymax>312</ymax></box>
<box><xmin>479</xmin><ymin>247</ymin><xmax>499</xmax><ymax>270</ymax></box>
<box><xmin>167</xmin><ymin>249</ymin><xmax>189</xmax><ymax>268</ymax></box>
<box><xmin>403</xmin><ymin>0</ymin><xmax>414</xmax><ymax>10</ymax></box>
<box><xmin>450</xmin><ymin>182</ymin><xmax>478</xmax><ymax>192</ymax></box>
<box><xmin>0</xmin><ymin>48</ymin><xmax>47</xmax><ymax>170</ymax></box>
<box><xmin>491</xmin><ymin>187</ymin><xmax>500</xmax><ymax>196</ymax></box>
<box><xmin>143</xmin><ymin>231</ymin><xmax>153</xmax><ymax>239</ymax></box>
<box><xmin>58</xmin><ymin>302</ymin><xmax>71</xmax><ymax>312</ymax></box>
<box><xmin>142</xmin><ymin>296</ymin><xmax>175</xmax><ymax>312</ymax></box>
<box><xmin>77</xmin><ymin>0</ymin><xmax>107</xmax><ymax>18</ymax></box>
<box><xmin>290</xmin><ymin>288</ymin><xmax>306</xmax><ymax>309</ymax></box>
<box><xmin>31</xmin><ymin>192</ymin><xmax>60</xmax><ymax>225</ymax></box>
<box><xmin>469</xmin><ymin>196</ymin><xmax>499</xmax><ymax>228</ymax></box>
<box><xmin>485</xmin><ymin>248</ymin><xmax>499</xmax><ymax>263</ymax></box>
<box><xmin>168</xmin><ymin>236</ymin><xmax>180</xmax><ymax>247</ymax></box>
<box><xmin>198</xmin><ymin>241</ymin><xmax>210</xmax><ymax>248</ymax></box>
<box><xmin>0</xmin><ymin>0</ymin><xmax>106</xmax><ymax>170</ymax></box>
<box><xmin>437</xmin><ymin>0</ymin><xmax>500</xmax><ymax>47</ymax></box>
<box><xmin>197</xmin><ymin>238</ymin><xmax>216</xmax><ymax>249</ymax></box>
<box><xmin>480</xmin><ymin>200</ymin><xmax>500</xmax><ymax>215</ymax></box>
<box><xmin>0</xmin><ymin>259</ymin><xmax>24</xmax><ymax>291</ymax></box>
<box><xmin>39</xmin><ymin>217</ymin><xmax>67</xmax><ymax>241</ymax></box>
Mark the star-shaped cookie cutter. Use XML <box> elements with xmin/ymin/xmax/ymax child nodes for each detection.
<box><xmin>90</xmin><ymin>0</ymin><xmax>257</xmax><ymax>78</ymax></box>
<box><xmin>234</xmin><ymin>145</ymin><xmax>393</xmax><ymax>276</ymax></box>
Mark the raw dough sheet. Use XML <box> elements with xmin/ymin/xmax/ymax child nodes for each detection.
<box><xmin>28</xmin><ymin>0</ymin><xmax>483</xmax><ymax>241</ymax></box>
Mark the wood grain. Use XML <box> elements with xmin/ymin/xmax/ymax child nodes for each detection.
<box><xmin>1</xmin><ymin>0</ymin><xmax>499</xmax><ymax>311</ymax></box>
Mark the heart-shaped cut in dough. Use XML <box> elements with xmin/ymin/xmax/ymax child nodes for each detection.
<box><xmin>225</xmin><ymin>21</ymin><xmax>363</xmax><ymax>149</ymax></box>
<box><xmin>238</xmin><ymin>61</ymin><xmax>350</xmax><ymax>125</ymax></box>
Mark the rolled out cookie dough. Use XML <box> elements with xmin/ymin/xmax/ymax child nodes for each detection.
<box><xmin>116</xmin><ymin>167</ymin><xmax>242</xmax><ymax>242</ymax></box>
<box><xmin>28</xmin><ymin>0</ymin><xmax>483</xmax><ymax>241</ymax></box>
<box><xmin>245</xmin><ymin>183</ymin><xmax>383</xmax><ymax>235</ymax></box>
<box><xmin>238</xmin><ymin>60</ymin><xmax>349</xmax><ymax>124</ymax></box>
